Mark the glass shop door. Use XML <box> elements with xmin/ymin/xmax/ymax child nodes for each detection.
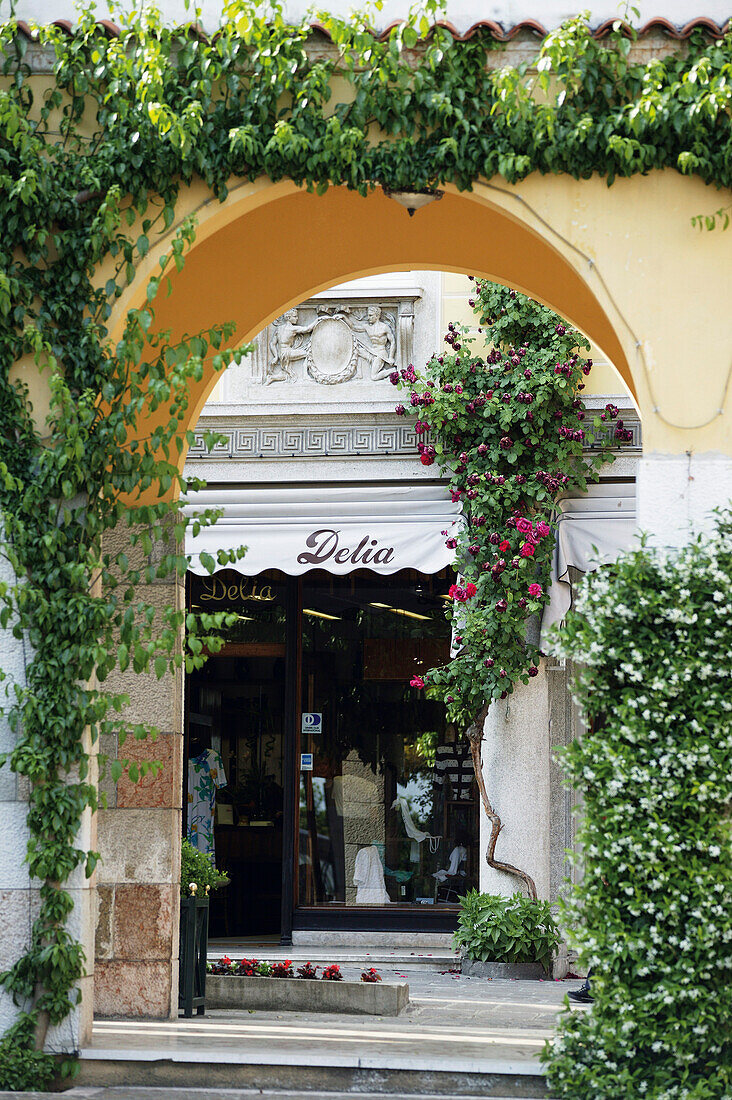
<box><xmin>185</xmin><ymin>571</ymin><xmax>288</xmax><ymax>938</ymax></box>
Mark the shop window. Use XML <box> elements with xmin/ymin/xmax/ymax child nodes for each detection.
<box><xmin>298</xmin><ymin>570</ymin><xmax>479</xmax><ymax>910</ymax></box>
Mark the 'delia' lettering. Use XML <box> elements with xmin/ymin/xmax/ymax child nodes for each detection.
<box><xmin>297</xmin><ymin>529</ymin><xmax>395</xmax><ymax>567</ymax></box>
<box><xmin>199</xmin><ymin>576</ymin><xmax>275</xmax><ymax>602</ymax></box>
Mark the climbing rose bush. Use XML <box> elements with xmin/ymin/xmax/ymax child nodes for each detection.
<box><xmin>543</xmin><ymin>514</ymin><xmax>732</xmax><ymax>1100</ymax></box>
<box><xmin>392</xmin><ymin>281</ymin><xmax>628</xmax><ymax>727</ymax></box>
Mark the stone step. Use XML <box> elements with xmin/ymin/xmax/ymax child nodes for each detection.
<box><xmin>207</xmin><ymin>942</ymin><xmax>459</xmax><ymax>971</ymax></box>
<box><xmin>80</xmin><ymin>1012</ymin><xmax>551</xmax><ymax>1098</ymax></box>
<box><xmin>74</xmin><ymin>1061</ymin><xmax>550</xmax><ymax>1098</ymax></box>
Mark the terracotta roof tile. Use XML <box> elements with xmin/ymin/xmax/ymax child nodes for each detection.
<box><xmin>12</xmin><ymin>15</ymin><xmax>730</xmax><ymax>43</ymax></box>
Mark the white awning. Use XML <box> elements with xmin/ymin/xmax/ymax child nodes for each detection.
<box><xmin>184</xmin><ymin>485</ymin><xmax>461</xmax><ymax>577</ymax></box>
<box><xmin>540</xmin><ymin>483</ymin><xmax>637</xmax><ymax>648</ymax></box>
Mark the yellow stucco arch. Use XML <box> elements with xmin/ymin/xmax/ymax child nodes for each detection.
<box><xmin>63</xmin><ymin>168</ymin><xmax>727</xmax><ymax>484</ymax></box>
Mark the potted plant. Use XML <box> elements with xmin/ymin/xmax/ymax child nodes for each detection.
<box><xmin>454</xmin><ymin>890</ymin><xmax>561</xmax><ymax>978</ymax></box>
<box><xmin>179</xmin><ymin>840</ymin><xmax>230</xmax><ymax>1016</ymax></box>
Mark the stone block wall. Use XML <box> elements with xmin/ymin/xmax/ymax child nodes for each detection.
<box><xmin>95</xmin><ymin>522</ymin><xmax>185</xmax><ymax>1018</ymax></box>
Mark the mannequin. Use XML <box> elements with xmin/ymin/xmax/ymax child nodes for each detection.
<box><xmin>187</xmin><ymin>741</ymin><xmax>227</xmax><ymax>859</ymax></box>
<box><xmin>353</xmin><ymin>845</ymin><xmax>390</xmax><ymax>904</ymax></box>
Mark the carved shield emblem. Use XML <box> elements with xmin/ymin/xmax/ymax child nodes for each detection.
<box><xmin>307</xmin><ymin>317</ymin><xmax>359</xmax><ymax>385</ymax></box>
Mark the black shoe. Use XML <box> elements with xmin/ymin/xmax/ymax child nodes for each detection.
<box><xmin>568</xmin><ymin>987</ymin><xmax>593</xmax><ymax>1004</ymax></box>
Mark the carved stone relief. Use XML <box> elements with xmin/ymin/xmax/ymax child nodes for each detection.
<box><xmin>263</xmin><ymin>299</ymin><xmax>409</xmax><ymax>386</ymax></box>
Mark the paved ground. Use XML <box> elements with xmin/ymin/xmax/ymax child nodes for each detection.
<box><xmin>5</xmin><ymin>969</ymin><xmax>589</xmax><ymax>1097</ymax></box>
<box><xmin>87</xmin><ymin>968</ymin><xmax>581</xmax><ymax>1064</ymax></box>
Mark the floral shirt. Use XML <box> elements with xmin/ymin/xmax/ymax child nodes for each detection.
<box><xmin>187</xmin><ymin>748</ymin><xmax>227</xmax><ymax>858</ymax></box>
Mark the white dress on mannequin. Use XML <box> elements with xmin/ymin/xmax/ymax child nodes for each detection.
<box><xmin>353</xmin><ymin>845</ymin><xmax>390</xmax><ymax>904</ymax></box>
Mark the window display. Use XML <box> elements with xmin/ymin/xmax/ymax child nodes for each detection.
<box><xmin>298</xmin><ymin>571</ymin><xmax>479</xmax><ymax>909</ymax></box>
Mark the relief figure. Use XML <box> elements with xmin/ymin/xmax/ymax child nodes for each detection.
<box><xmin>348</xmin><ymin>306</ymin><xmax>396</xmax><ymax>380</ymax></box>
<box><xmin>267</xmin><ymin>309</ymin><xmax>318</xmax><ymax>383</ymax></box>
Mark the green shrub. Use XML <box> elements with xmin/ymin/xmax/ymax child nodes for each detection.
<box><xmin>0</xmin><ymin>1040</ymin><xmax>56</xmax><ymax>1092</ymax></box>
<box><xmin>454</xmin><ymin>890</ymin><xmax>560</xmax><ymax>973</ymax></box>
<box><xmin>180</xmin><ymin>839</ymin><xmax>230</xmax><ymax>899</ymax></box>
<box><xmin>543</xmin><ymin>514</ymin><xmax>732</xmax><ymax>1099</ymax></box>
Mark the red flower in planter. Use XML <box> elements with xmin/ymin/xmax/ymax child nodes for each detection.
<box><xmin>361</xmin><ymin>968</ymin><xmax>382</xmax><ymax>983</ymax></box>
<box><xmin>297</xmin><ymin>961</ymin><xmax>319</xmax><ymax>979</ymax></box>
<box><xmin>272</xmin><ymin>960</ymin><xmax>294</xmax><ymax>978</ymax></box>
<box><xmin>322</xmin><ymin>964</ymin><xmax>343</xmax><ymax>981</ymax></box>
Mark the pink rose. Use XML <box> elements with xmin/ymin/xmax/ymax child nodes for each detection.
<box><xmin>410</xmin><ymin>675</ymin><xmax>425</xmax><ymax>689</ymax></box>
<box><xmin>520</xmin><ymin>543</ymin><xmax>535</xmax><ymax>558</ymax></box>
<box><xmin>528</xmin><ymin>583</ymin><xmax>543</xmax><ymax>598</ymax></box>
<box><xmin>465</xmin><ymin>583</ymin><xmax>477</xmax><ymax>598</ymax></box>
<box><xmin>536</xmin><ymin>521</ymin><xmax>550</xmax><ymax>538</ymax></box>
<box><xmin>516</xmin><ymin>517</ymin><xmax>533</xmax><ymax>535</ymax></box>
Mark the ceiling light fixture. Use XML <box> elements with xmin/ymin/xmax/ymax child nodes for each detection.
<box><xmin>382</xmin><ymin>187</ymin><xmax>444</xmax><ymax>217</ymax></box>
<box><xmin>369</xmin><ymin>602</ymin><xmax>392</xmax><ymax>609</ymax></box>
<box><xmin>389</xmin><ymin>608</ymin><xmax>432</xmax><ymax>621</ymax></box>
<box><xmin>303</xmin><ymin>608</ymin><xmax>341</xmax><ymax>621</ymax></box>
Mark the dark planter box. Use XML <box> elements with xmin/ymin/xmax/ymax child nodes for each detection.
<box><xmin>461</xmin><ymin>958</ymin><xmax>546</xmax><ymax>979</ymax></box>
<box><xmin>207</xmin><ymin>974</ymin><xmax>409</xmax><ymax>1016</ymax></box>
<box><xmin>179</xmin><ymin>896</ymin><xmax>209</xmax><ymax>1017</ymax></box>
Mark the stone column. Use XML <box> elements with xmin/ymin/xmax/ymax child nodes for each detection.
<box><xmin>94</xmin><ymin>522</ymin><xmax>184</xmax><ymax>1018</ymax></box>
<box><xmin>637</xmin><ymin>451</ymin><xmax>732</xmax><ymax>548</ymax></box>
<box><xmin>479</xmin><ymin>660</ymin><xmax>552</xmax><ymax>901</ymax></box>
<box><xmin>0</xmin><ymin>530</ymin><xmax>94</xmax><ymax>1051</ymax></box>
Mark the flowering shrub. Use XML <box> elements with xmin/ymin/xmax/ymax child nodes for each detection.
<box><xmin>321</xmin><ymin>964</ymin><xmax>343</xmax><ymax>982</ymax></box>
<box><xmin>360</xmin><ymin>968</ymin><xmax>383</xmax><ymax>983</ymax></box>
<box><xmin>393</xmin><ymin>282</ymin><xmax>626</xmax><ymax>724</ymax></box>
<box><xmin>543</xmin><ymin>514</ymin><xmax>732</xmax><ymax>1099</ymax></box>
<box><xmin>394</xmin><ymin>282</ymin><xmax>627</xmax><ymax>893</ymax></box>
<box><xmin>297</xmin><ymin>962</ymin><xmax>319</xmax><ymax>980</ymax></box>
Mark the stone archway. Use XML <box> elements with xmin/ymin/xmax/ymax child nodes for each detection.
<box><xmin>93</xmin><ymin>167</ymin><xmax>732</xmax><ymax>1020</ymax></box>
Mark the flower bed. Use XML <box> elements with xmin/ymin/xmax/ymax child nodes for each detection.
<box><xmin>205</xmin><ymin>958</ymin><xmax>408</xmax><ymax>1016</ymax></box>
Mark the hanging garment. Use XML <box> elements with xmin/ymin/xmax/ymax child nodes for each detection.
<box><xmin>392</xmin><ymin>795</ymin><xmax>430</xmax><ymax>861</ymax></box>
<box><xmin>187</xmin><ymin>748</ymin><xmax>227</xmax><ymax>859</ymax></box>
<box><xmin>353</xmin><ymin>845</ymin><xmax>390</xmax><ymax>904</ymax></box>
<box><xmin>433</xmin><ymin>845</ymin><xmax>468</xmax><ymax>882</ymax></box>
<box><xmin>433</xmin><ymin>742</ymin><xmax>474</xmax><ymax>801</ymax></box>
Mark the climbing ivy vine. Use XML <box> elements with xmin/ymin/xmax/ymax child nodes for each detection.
<box><xmin>0</xmin><ymin>0</ymin><xmax>730</xmax><ymax>1086</ymax></box>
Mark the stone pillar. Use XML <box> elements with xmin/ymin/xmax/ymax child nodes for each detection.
<box><xmin>0</xmin><ymin>531</ymin><xmax>94</xmax><ymax>1051</ymax></box>
<box><xmin>94</xmin><ymin>523</ymin><xmax>184</xmax><ymax>1018</ymax></box>
<box><xmin>479</xmin><ymin>660</ymin><xmax>552</xmax><ymax>901</ymax></box>
<box><xmin>637</xmin><ymin>452</ymin><xmax>732</xmax><ymax>548</ymax></box>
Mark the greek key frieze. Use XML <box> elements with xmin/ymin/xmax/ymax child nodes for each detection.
<box><xmin>187</xmin><ymin>420</ymin><xmax>427</xmax><ymax>460</ymax></box>
<box><xmin>187</xmin><ymin>415</ymin><xmax>640</xmax><ymax>461</ymax></box>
